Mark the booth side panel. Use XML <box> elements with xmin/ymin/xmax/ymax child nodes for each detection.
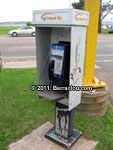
<box><xmin>69</xmin><ymin>26</ymin><xmax>87</xmax><ymax>111</ymax></box>
<box><xmin>36</xmin><ymin>27</ymin><xmax>51</xmax><ymax>88</ymax></box>
<box><xmin>35</xmin><ymin>28</ymin><xmax>38</xmax><ymax>89</ymax></box>
<box><xmin>51</xmin><ymin>28</ymin><xmax>71</xmax><ymax>44</ymax></box>
<box><xmin>51</xmin><ymin>28</ymin><xmax>58</xmax><ymax>44</ymax></box>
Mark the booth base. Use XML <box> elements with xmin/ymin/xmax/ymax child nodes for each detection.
<box><xmin>45</xmin><ymin>127</ymin><xmax>82</xmax><ymax>148</ymax></box>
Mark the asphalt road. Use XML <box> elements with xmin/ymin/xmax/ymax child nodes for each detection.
<box><xmin>0</xmin><ymin>34</ymin><xmax>113</xmax><ymax>104</ymax></box>
<box><xmin>96</xmin><ymin>34</ymin><xmax>113</xmax><ymax>73</ymax></box>
<box><xmin>95</xmin><ymin>34</ymin><xmax>113</xmax><ymax>105</ymax></box>
<box><xmin>0</xmin><ymin>34</ymin><xmax>113</xmax><ymax>59</ymax></box>
<box><xmin>0</xmin><ymin>34</ymin><xmax>113</xmax><ymax>74</ymax></box>
<box><xmin>0</xmin><ymin>35</ymin><xmax>36</xmax><ymax>60</ymax></box>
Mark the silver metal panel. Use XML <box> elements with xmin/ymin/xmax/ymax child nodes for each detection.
<box><xmin>57</xmin><ymin>28</ymin><xmax>71</xmax><ymax>42</ymax></box>
<box><xmin>51</xmin><ymin>27</ymin><xmax>71</xmax><ymax>44</ymax></box>
<box><xmin>33</xmin><ymin>9</ymin><xmax>72</xmax><ymax>25</ymax></box>
<box><xmin>51</xmin><ymin>28</ymin><xmax>58</xmax><ymax>44</ymax></box>
<box><xmin>32</xmin><ymin>8</ymin><xmax>89</xmax><ymax>26</ymax></box>
<box><xmin>38</xmin><ymin>91</ymin><xmax>67</xmax><ymax>100</ymax></box>
<box><xmin>35</xmin><ymin>25</ymin><xmax>72</xmax><ymax>28</ymax></box>
<box><xmin>36</xmin><ymin>27</ymin><xmax>51</xmax><ymax>86</ymax></box>
<box><xmin>69</xmin><ymin>26</ymin><xmax>87</xmax><ymax>111</ymax></box>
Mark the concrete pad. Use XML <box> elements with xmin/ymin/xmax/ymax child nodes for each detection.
<box><xmin>3</xmin><ymin>60</ymin><xmax>36</xmax><ymax>69</ymax></box>
<box><xmin>8</xmin><ymin>122</ymin><xmax>98</xmax><ymax>150</ymax></box>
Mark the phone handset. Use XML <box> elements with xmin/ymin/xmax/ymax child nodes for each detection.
<box><xmin>48</xmin><ymin>60</ymin><xmax>54</xmax><ymax>80</ymax></box>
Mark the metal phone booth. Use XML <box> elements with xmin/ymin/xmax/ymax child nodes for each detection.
<box><xmin>32</xmin><ymin>9</ymin><xmax>89</xmax><ymax>148</ymax></box>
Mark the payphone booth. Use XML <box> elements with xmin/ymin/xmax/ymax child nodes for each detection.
<box><xmin>32</xmin><ymin>9</ymin><xmax>89</xmax><ymax>148</ymax></box>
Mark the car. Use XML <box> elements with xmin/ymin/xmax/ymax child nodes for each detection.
<box><xmin>8</xmin><ymin>26</ymin><xmax>36</xmax><ymax>37</ymax></box>
<box><xmin>108</xmin><ymin>26</ymin><xmax>113</xmax><ymax>33</ymax></box>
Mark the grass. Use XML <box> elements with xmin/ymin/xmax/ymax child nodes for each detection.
<box><xmin>0</xmin><ymin>26</ymin><xmax>21</xmax><ymax>35</ymax></box>
<box><xmin>0</xmin><ymin>68</ymin><xmax>113</xmax><ymax>150</ymax></box>
<box><xmin>101</xmin><ymin>28</ymin><xmax>109</xmax><ymax>34</ymax></box>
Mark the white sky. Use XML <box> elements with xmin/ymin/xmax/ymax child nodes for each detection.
<box><xmin>0</xmin><ymin>0</ymin><xmax>112</xmax><ymax>22</ymax></box>
<box><xmin>0</xmin><ymin>0</ymin><xmax>76</xmax><ymax>22</ymax></box>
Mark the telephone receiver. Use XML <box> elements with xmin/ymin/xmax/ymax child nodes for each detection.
<box><xmin>48</xmin><ymin>60</ymin><xmax>54</xmax><ymax>80</ymax></box>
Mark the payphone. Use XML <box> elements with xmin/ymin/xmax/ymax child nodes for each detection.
<box><xmin>49</xmin><ymin>42</ymin><xmax>70</xmax><ymax>87</ymax></box>
<box><xmin>32</xmin><ymin>8</ymin><xmax>89</xmax><ymax>148</ymax></box>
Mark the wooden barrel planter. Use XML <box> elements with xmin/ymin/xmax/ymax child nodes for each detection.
<box><xmin>76</xmin><ymin>87</ymin><xmax>109</xmax><ymax>116</ymax></box>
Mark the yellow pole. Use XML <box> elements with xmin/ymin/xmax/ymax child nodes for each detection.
<box><xmin>83</xmin><ymin>0</ymin><xmax>107</xmax><ymax>88</ymax></box>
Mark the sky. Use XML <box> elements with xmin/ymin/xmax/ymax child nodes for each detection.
<box><xmin>0</xmin><ymin>0</ymin><xmax>112</xmax><ymax>22</ymax></box>
<box><xmin>0</xmin><ymin>0</ymin><xmax>76</xmax><ymax>22</ymax></box>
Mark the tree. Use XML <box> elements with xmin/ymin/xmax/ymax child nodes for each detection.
<box><xmin>98</xmin><ymin>0</ymin><xmax>113</xmax><ymax>32</ymax></box>
<box><xmin>72</xmin><ymin>0</ymin><xmax>84</xmax><ymax>10</ymax></box>
<box><xmin>101</xmin><ymin>0</ymin><xmax>113</xmax><ymax>21</ymax></box>
<box><xmin>26</xmin><ymin>22</ymin><xmax>34</xmax><ymax>26</ymax></box>
<box><xmin>72</xmin><ymin>0</ymin><xmax>113</xmax><ymax>33</ymax></box>
<box><xmin>98</xmin><ymin>0</ymin><xmax>102</xmax><ymax>33</ymax></box>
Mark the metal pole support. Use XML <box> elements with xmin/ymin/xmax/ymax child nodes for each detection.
<box><xmin>45</xmin><ymin>102</ymin><xmax>82</xmax><ymax>148</ymax></box>
<box><xmin>83</xmin><ymin>0</ymin><xmax>107</xmax><ymax>88</ymax></box>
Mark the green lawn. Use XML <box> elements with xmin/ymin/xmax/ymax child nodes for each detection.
<box><xmin>0</xmin><ymin>26</ymin><xmax>21</xmax><ymax>35</ymax></box>
<box><xmin>0</xmin><ymin>68</ymin><xmax>113</xmax><ymax>150</ymax></box>
<box><xmin>101</xmin><ymin>28</ymin><xmax>109</xmax><ymax>34</ymax></box>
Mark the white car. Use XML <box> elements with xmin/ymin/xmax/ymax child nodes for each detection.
<box><xmin>8</xmin><ymin>26</ymin><xmax>36</xmax><ymax>37</ymax></box>
<box><xmin>108</xmin><ymin>26</ymin><xmax>113</xmax><ymax>33</ymax></box>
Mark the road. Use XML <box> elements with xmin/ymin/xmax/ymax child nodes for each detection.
<box><xmin>0</xmin><ymin>34</ymin><xmax>113</xmax><ymax>74</ymax></box>
<box><xmin>96</xmin><ymin>34</ymin><xmax>113</xmax><ymax>73</ymax></box>
<box><xmin>96</xmin><ymin>34</ymin><xmax>113</xmax><ymax>105</ymax></box>
<box><xmin>0</xmin><ymin>34</ymin><xmax>113</xmax><ymax>104</ymax></box>
<box><xmin>0</xmin><ymin>35</ymin><xmax>36</xmax><ymax>60</ymax></box>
